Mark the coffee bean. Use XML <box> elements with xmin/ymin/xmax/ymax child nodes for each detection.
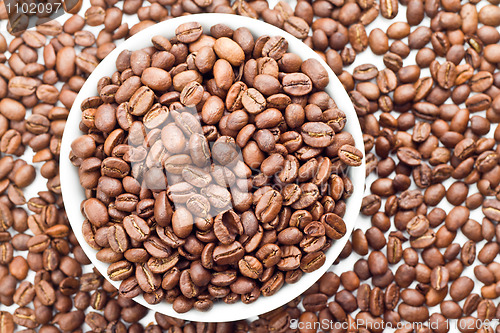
<box><xmin>242</xmin><ymin>88</ymin><xmax>266</xmax><ymax>115</ymax></box>
<box><xmin>237</xmin><ymin>256</ymin><xmax>263</xmax><ymax>280</ymax></box>
<box><xmin>380</xmin><ymin>0</ymin><xmax>398</xmax><ymax>19</ymax></box>
<box><xmin>301</xmin><ymin>122</ymin><xmax>334</xmax><ymax>148</ymax></box>
<box><xmin>214</xmin><ymin>37</ymin><xmax>245</xmax><ymax>66</ymax></box>
<box><xmin>301</xmin><ymin>59</ymin><xmax>329</xmax><ymax>90</ymax></box>
<box><xmin>450</xmin><ymin>276</ymin><xmax>474</xmax><ymax>302</ymax></box>
<box><xmin>398</xmin><ymin>303</ymin><xmax>429</xmax><ymax>323</ymax></box>
<box><xmin>213</xmin><ymin>242</ymin><xmax>244</xmax><ymax>265</ymax></box>
<box><xmin>176</xmin><ymin>22</ymin><xmax>203</xmax><ymax>43</ymax></box>
<box><xmin>282</xmin><ymin>73</ymin><xmax>313</xmax><ymax>96</ymax></box>
<box><xmin>101</xmin><ymin>157</ymin><xmax>130</xmax><ymax>178</ymax></box>
<box><xmin>35</xmin><ymin>280</ymin><xmax>56</xmax><ymax>306</ymax></box>
<box><xmin>255</xmin><ymin>190</ymin><xmax>283</xmax><ymax>223</ymax></box>
<box><xmin>338</xmin><ymin>144</ymin><xmax>363</xmax><ymax>166</ymax></box>
<box><xmin>107</xmin><ymin>225</ymin><xmax>129</xmax><ymax>254</ymax></box>
<box><xmin>213</xmin><ymin>210</ymin><xmax>243</xmax><ymax>244</ymax></box>
<box><xmin>479</xmin><ymin>4</ymin><xmax>500</xmax><ymax>26</ymax></box>
<box><xmin>461</xmin><ymin>240</ymin><xmax>476</xmax><ymax>266</ymax></box>
<box><xmin>83</xmin><ymin>198</ymin><xmax>109</xmax><ymax>227</ymax></box>
<box><xmin>350</xmin><ymin>90</ymin><xmax>370</xmax><ymax>116</ymax></box>
<box><xmin>397</xmin><ymin>147</ymin><xmax>422</xmax><ymax>166</ymax></box>
<box><xmin>409</xmin><ymin>26</ymin><xmax>432</xmax><ymax>49</ymax></box>
<box><xmin>483</xmin><ymin>199</ymin><xmax>500</xmax><ymax>221</ymax></box>
<box><xmin>406</xmin><ymin>215</ymin><xmax>429</xmax><ymax>237</ymax></box>
<box><xmin>284</xmin><ymin>16</ymin><xmax>309</xmax><ymax>39</ymax></box>
<box><xmin>13</xmin><ymin>307</ymin><xmax>37</xmax><ymax>328</ymax></box>
<box><xmin>321</xmin><ymin>213</ymin><xmax>346</xmax><ymax>240</ymax></box>
<box><xmin>123</xmin><ymin>215</ymin><xmax>150</xmax><ymax>242</ymax></box>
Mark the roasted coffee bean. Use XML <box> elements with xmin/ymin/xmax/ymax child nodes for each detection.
<box><xmin>283</xmin><ymin>73</ymin><xmax>313</xmax><ymax>96</ymax></box>
<box><xmin>213</xmin><ymin>242</ymin><xmax>245</xmax><ymax>265</ymax></box>
<box><xmin>450</xmin><ymin>276</ymin><xmax>474</xmax><ymax>302</ymax></box>
<box><xmin>321</xmin><ymin>213</ymin><xmax>346</xmax><ymax>240</ymax></box>
<box><xmin>338</xmin><ymin>145</ymin><xmax>363</xmax><ymax>166</ymax></box>
<box><xmin>301</xmin><ymin>122</ymin><xmax>335</xmax><ymax>148</ymax></box>
<box><xmin>176</xmin><ymin>22</ymin><xmax>203</xmax><ymax>43</ymax></box>
<box><xmin>380</xmin><ymin>0</ymin><xmax>398</xmax><ymax>19</ymax></box>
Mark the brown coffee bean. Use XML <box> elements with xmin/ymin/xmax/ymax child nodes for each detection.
<box><xmin>368</xmin><ymin>29</ymin><xmax>389</xmax><ymax>55</ymax></box>
<box><xmin>83</xmin><ymin>198</ymin><xmax>109</xmax><ymax>227</ymax></box>
<box><xmin>301</xmin><ymin>122</ymin><xmax>334</xmax><ymax>148</ymax></box>
<box><xmin>213</xmin><ymin>242</ymin><xmax>244</xmax><ymax>265</ymax></box>
<box><xmin>397</xmin><ymin>147</ymin><xmax>422</xmax><ymax>166</ymax></box>
<box><xmin>13</xmin><ymin>307</ymin><xmax>37</xmax><ymax>329</ymax></box>
<box><xmin>348</xmin><ymin>24</ymin><xmax>368</xmax><ymax>52</ymax></box>
<box><xmin>338</xmin><ymin>144</ymin><xmax>363</xmax><ymax>166</ymax></box>
<box><xmin>214</xmin><ymin>37</ymin><xmax>245</xmax><ymax>66</ymax></box>
<box><xmin>107</xmin><ymin>225</ymin><xmax>129</xmax><ymax>254</ymax></box>
<box><xmin>35</xmin><ymin>280</ymin><xmax>56</xmax><ymax>306</ymax></box>
<box><xmin>238</xmin><ymin>256</ymin><xmax>263</xmax><ymax>280</ymax></box>
<box><xmin>300</xmin><ymin>251</ymin><xmax>325</xmax><ymax>273</ymax></box>
<box><xmin>301</xmin><ymin>59</ymin><xmax>329</xmax><ymax>90</ymax></box>
<box><xmin>479</xmin><ymin>4</ymin><xmax>500</xmax><ymax>26</ymax></box>
<box><xmin>406</xmin><ymin>215</ymin><xmax>429</xmax><ymax>237</ymax></box>
<box><xmin>380</xmin><ymin>0</ymin><xmax>398</xmax><ymax>19</ymax></box>
<box><xmin>483</xmin><ymin>199</ymin><xmax>500</xmax><ymax>221</ymax></box>
<box><xmin>284</xmin><ymin>16</ymin><xmax>309</xmax><ymax>39</ymax></box>
<box><xmin>255</xmin><ymin>190</ymin><xmax>283</xmax><ymax>223</ymax></box>
<box><xmin>450</xmin><ymin>277</ymin><xmax>475</xmax><ymax>303</ymax></box>
<box><xmin>176</xmin><ymin>22</ymin><xmax>203</xmax><ymax>43</ymax></box>
<box><xmin>461</xmin><ymin>240</ymin><xmax>476</xmax><ymax>266</ymax></box>
<box><xmin>283</xmin><ymin>73</ymin><xmax>313</xmax><ymax>96</ymax></box>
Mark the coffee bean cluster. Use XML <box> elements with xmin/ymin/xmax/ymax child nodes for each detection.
<box><xmin>70</xmin><ymin>20</ymin><xmax>362</xmax><ymax>312</ymax></box>
<box><xmin>0</xmin><ymin>0</ymin><xmax>499</xmax><ymax>330</ymax></box>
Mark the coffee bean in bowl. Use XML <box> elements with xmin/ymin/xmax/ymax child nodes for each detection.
<box><xmin>60</xmin><ymin>14</ymin><xmax>365</xmax><ymax>322</ymax></box>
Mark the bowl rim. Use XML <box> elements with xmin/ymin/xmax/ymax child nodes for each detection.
<box><xmin>60</xmin><ymin>13</ymin><xmax>366</xmax><ymax>322</ymax></box>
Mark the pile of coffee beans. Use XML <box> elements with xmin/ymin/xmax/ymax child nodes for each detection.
<box><xmin>0</xmin><ymin>0</ymin><xmax>499</xmax><ymax>330</ymax></box>
<box><xmin>69</xmin><ymin>20</ymin><xmax>362</xmax><ymax>313</ymax></box>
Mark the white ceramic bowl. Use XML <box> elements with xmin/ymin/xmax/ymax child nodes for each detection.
<box><xmin>60</xmin><ymin>13</ymin><xmax>366</xmax><ymax>322</ymax></box>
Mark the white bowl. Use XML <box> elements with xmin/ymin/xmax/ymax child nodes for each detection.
<box><xmin>60</xmin><ymin>13</ymin><xmax>365</xmax><ymax>322</ymax></box>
